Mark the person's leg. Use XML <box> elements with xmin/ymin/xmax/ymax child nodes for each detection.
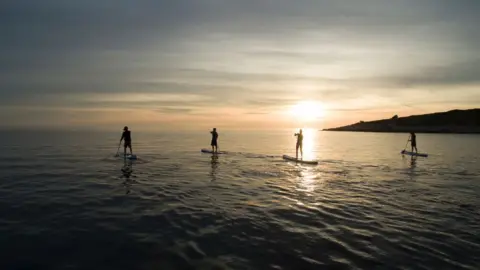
<box><xmin>129</xmin><ymin>143</ymin><xmax>133</xmax><ymax>155</ymax></box>
<box><xmin>300</xmin><ymin>145</ymin><xmax>303</xmax><ymax>159</ymax></box>
<box><xmin>296</xmin><ymin>144</ymin><xmax>299</xmax><ymax>159</ymax></box>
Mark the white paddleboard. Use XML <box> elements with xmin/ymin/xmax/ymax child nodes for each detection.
<box><xmin>282</xmin><ymin>155</ymin><xmax>318</xmax><ymax>165</ymax></box>
<box><xmin>201</xmin><ymin>149</ymin><xmax>226</xmax><ymax>154</ymax></box>
<box><xmin>401</xmin><ymin>150</ymin><xmax>428</xmax><ymax>157</ymax></box>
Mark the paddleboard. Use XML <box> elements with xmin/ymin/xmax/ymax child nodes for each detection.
<box><xmin>401</xmin><ymin>150</ymin><xmax>428</xmax><ymax>157</ymax></box>
<box><xmin>124</xmin><ymin>154</ymin><xmax>137</xmax><ymax>160</ymax></box>
<box><xmin>282</xmin><ymin>155</ymin><xmax>318</xmax><ymax>165</ymax></box>
<box><xmin>201</xmin><ymin>149</ymin><xmax>226</xmax><ymax>154</ymax></box>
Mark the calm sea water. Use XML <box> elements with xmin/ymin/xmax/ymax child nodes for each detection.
<box><xmin>0</xmin><ymin>129</ymin><xmax>479</xmax><ymax>270</ymax></box>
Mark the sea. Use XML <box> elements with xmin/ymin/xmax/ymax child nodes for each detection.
<box><xmin>0</xmin><ymin>129</ymin><xmax>478</xmax><ymax>270</ymax></box>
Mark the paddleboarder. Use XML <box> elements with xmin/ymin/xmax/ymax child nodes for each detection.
<box><xmin>120</xmin><ymin>126</ymin><xmax>133</xmax><ymax>156</ymax></box>
<box><xmin>210</xmin><ymin>128</ymin><xmax>219</xmax><ymax>153</ymax></box>
<box><xmin>408</xmin><ymin>132</ymin><xmax>417</xmax><ymax>153</ymax></box>
<box><xmin>295</xmin><ymin>129</ymin><xmax>303</xmax><ymax>159</ymax></box>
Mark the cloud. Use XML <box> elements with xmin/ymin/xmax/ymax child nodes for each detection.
<box><xmin>244</xmin><ymin>98</ymin><xmax>300</xmax><ymax>108</ymax></box>
<box><xmin>1</xmin><ymin>0</ymin><xmax>479</xmax><ymax>128</ymax></box>
<box><xmin>245</xmin><ymin>112</ymin><xmax>269</xmax><ymax>115</ymax></box>
<box><xmin>155</xmin><ymin>108</ymin><xmax>193</xmax><ymax>114</ymax></box>
<box><xmin>373</xmin><ymin>59</ymin><xmax>480</xmax><ymax>88</ymax></box>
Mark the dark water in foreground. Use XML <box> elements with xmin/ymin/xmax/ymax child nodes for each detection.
<box><xmin>0</xmin><ymin>130</ymin><xmax>479</xmax><ymax>270</ymax></box>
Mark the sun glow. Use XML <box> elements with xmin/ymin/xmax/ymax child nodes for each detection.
<box><xmin>289</xmin><ymin>101</ymin><xmax>325</xmax><ymax>121</ymax></box>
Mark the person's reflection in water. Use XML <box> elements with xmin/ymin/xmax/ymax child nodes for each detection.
<box><xmin>121</xmin><ymin>159</ymin><xmax>134</xmax><ymax>195</ymax></box>
<box><xmin>210</xmin><ymin>154</ymin><xmax>219</xmax><ymax>181</ymax></box>
<box><xmin>410</xmin><ymin>155</ymin><xmax>417</xmax><ymax>169</ymax></box>
<box><xmin>406</xmin><ymin>155</ymin><xmax>418</xmax><ymax>181</ymax></box>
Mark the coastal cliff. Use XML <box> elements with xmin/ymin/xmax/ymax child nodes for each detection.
<box><xmin>323</xmin><ymin>109</ymin><xmax>480</xmax><ymax>133</ymax></box>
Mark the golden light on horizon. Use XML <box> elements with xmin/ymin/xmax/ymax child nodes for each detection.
<box><xmin>289</xmin><ymin>101</ymin><xmax>326</xmax><ymax>121</ymax></box>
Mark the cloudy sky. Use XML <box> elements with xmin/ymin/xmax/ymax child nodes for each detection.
<box><xmin>1</xmin><ymin>0</ymin><xmax>479</xmax><ymax>130</ymax></box>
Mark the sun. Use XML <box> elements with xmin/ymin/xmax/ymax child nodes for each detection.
<box><xmin>289</xmin><ymin>101</ymin><xmax>325</xmax><ymax>121</ymax></box>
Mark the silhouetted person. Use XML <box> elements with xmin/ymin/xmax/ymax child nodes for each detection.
<box><xmin>295</xmin><ymin>129</ymin><xmax>303</xmax><ymax>159</ymax></box>
<box><xmin>408</xmin><ymin>132</ymin><xmax>417</xmax><ymax>153</ymax></box>
<box><xmin>120</xmin><ymin>126</ymin><xmax>133</xmax><ymax>156</ymax></box>
<box><xmin>210</xmin><ymin>128</ymin><xmax>219</xmax><ymax>153</ymax></box>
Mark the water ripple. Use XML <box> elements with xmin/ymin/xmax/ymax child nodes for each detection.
<box><xmin>0</xmin><ymin>131</ymin><xmax>479</xmax><ymax>269</ymax></box>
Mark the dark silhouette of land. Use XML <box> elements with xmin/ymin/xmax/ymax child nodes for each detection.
<box><xmin>323</xmin><ymin>109</ymin><xmax>480</xmax><ymax>133</ymax></box>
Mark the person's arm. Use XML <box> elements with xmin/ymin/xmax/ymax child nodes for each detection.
<box><xmin>120</xmin><ymin>132</ymin><xmax>124</xmax><ymax>142</ymax></box>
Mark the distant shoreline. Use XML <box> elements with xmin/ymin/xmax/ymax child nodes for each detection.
<box><xmin>321</xmin><ymin>129</ymin><xmax>480</xmax><ymax>134</ymax></box>
<box><xmin>322</xmin><ymin>108</ymin><xmax>480</xmax><ymax>134</ymax></box>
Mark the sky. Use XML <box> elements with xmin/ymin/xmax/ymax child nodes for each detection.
<box><xmin>1</xmin><ymin>0</ymin><xmax>479</xmax><ymax>130</ymax></box>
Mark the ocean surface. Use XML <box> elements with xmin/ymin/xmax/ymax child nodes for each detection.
<box><xmin>0</xmin><ymin>129</ymin><xmax>479</xmax><ymax>270</ymax></box>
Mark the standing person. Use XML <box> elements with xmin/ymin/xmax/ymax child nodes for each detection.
<box><xmin>120</xmin><ymin>126</ymin><xmax>133</xmax><ymax>156</ymax></box>
<box><xmin>408</xmin><ymin>132</ymin><xmax>417</xmax><ymax>153</ymax></box>
<box><xmin>294</xmin><ymin>129</ymin><xmax>303</xmax><ymax>159</ymax></box>
<box><xmin>210</xmin><ymin>128</ymin><xmax>219</xmax><ymax>153</ymax></box>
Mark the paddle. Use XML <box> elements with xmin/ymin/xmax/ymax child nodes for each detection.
<box><xmin>402</xmin><ymin>135</ymin><xmax>410</xmax><ymax>154</ymax></box>
<box><xmin>114</xmin><ymin>141</ymin><xmax>121</xmax><ymax>157</ymax></box>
